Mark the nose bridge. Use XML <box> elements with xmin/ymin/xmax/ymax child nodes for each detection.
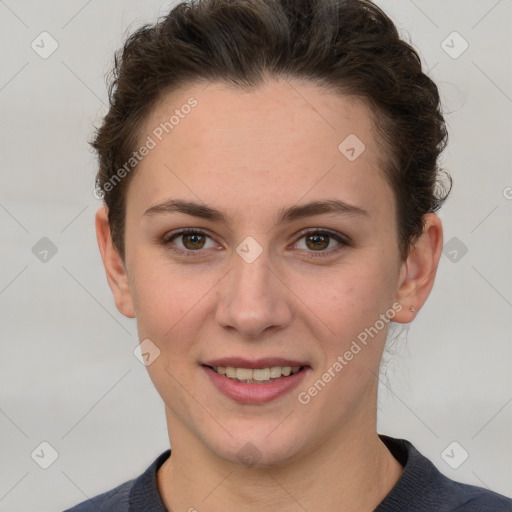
<box><xmin>215</xmin><ymin>240</ymin><xmax>292</xmax><ymax>338</ymax></box>
<box><xmin>234</xmin><ymin>246</ymin><xmax>272</xmax><ymax>300</ymax></box>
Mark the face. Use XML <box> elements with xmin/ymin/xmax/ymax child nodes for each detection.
<box><xmin>102</xmin><ymin>77</ymin><xmax>421</xmax><ymax>466</ymax></box>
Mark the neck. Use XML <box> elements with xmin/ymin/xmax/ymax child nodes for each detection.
<box><xmin>157</xmin><ymin>408</ymin><xmax>403</xmax><ymax>512</ymax></box>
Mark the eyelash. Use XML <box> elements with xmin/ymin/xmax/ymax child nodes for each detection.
<box><xmin>161</xmin><ymin>228</ymin><xmax>349</xmax><ymax>259</ymax></box>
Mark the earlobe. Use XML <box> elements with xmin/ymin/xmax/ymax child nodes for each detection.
<box><xmin>393</xmin><ymin>214</ymin><xmax>443</xmax><ymax>324</ymax></box>
<box><xmin>95</xmin><ymin>207</ymin><xmax>135</xmax><ymax>318</ymax></box>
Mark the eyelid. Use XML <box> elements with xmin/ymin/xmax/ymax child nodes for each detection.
<box><xmin>161</xmin><ymin>227</ymin><xmax>350</xmax><ymax>257</ymax></box>
<box><xmin>162</xmin><ymin>227</ymin><xmax>215</xmax><ymax>243</ymax></box>
<box><xmin>293</xmin><ymin>227</ymin><xmax>350</xmax><ymax>244</ymax></box>
<box><xmin>291</xmin><ymin>228</ymin><xmax>350</xmax><ymax>255</ymax></box>
<box><xmin>162</xmin><ymin>228</ymin><xmax>220</xmax><ymax>253</ymax></box>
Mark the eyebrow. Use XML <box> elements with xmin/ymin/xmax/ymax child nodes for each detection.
<box><xmin>143</xmin><ymin>198</ymin><xmax>369</xmax><ymax>224</ymax></box>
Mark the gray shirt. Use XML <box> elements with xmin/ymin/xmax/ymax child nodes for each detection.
<box><xmin>63</xmin><ymin>435</ymin><xmax>512</xmax><ymax>511</ymax></box>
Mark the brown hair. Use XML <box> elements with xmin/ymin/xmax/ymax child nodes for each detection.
<box><xmin>92</xmin><ymin>0</ymin><xmax>450</xmax><ymax>260</ymax></box>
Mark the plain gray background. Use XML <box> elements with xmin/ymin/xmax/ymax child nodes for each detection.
<box><xmin>1</xmin><ymin>1</ymin><xmax>511</xmax><ymax>510</ymax></box>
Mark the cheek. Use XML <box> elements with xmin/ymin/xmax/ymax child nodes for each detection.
<box><xmin>130</xmin><ymin>256</ymin><xmax>207</xmax><ymax>396</ymax></box>
<box><xmin>128</xmin><ymin>250</ymin><xmax>228</xmax><ymax>374</ymax></box>
<box><xmin>129</xmin><ymin>250</ymin><xmax>199</xmax><ymax>340</ymax></box>
<box><xmin>306</xmin><ymin>258</ymin><xmax>397</xmax><ymax>356</ymax></box>
<box><xmin>313</xmin><ymin>262</ymin><xmax>391</xmax><ymax>318</ymax></box>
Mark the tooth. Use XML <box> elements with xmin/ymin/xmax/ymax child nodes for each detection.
<box><xmin>253</xmin><ymin>368</ymin><xmax>271</xmax><ymax>381</ymax></box>
<box><xmin>225</xmin><ymin>367</ymin><xmax>237</xmax><ymax>378</ymax></box>
<box><xmin>269</xmin><ymin>366</ymin><xmax>282</xmax><ymax>378</ymax></box>
<box><xmin>236</xmin><ymin>368</ymin><xmax>253</xmax><ymax>380</ymax></box>
<box><xmin>218</xmin><ymin>365</ymin><xmax>302</xmax><ymax>381</ymax></box>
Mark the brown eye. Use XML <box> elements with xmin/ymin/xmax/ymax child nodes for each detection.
<box><xmin>164</xmin><ymin>229</ymin><xmax>217</xmax><ymax>254</ymax></box>
<box><xmin>181</xmin><ymin>232</ymin><xmax>206</xmax><ymax>250</ymax></box>
<box><xmin>305</xmin><ymin>233</ymin><xmax>330</xmax><ymax>250</ymax></box>
<box><xmin>293</xmin><ymin>229</ymin><xmax>347</xmax><ymax>256</ymax></box>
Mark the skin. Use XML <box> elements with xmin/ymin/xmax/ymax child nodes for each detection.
<box><xmin>96</xmin><ymin>77</ymin><xmax>443</xmax><ymax>511</ymax></box>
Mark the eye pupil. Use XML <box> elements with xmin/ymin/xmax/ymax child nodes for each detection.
<box><xmin>184</xmin><ymin>233</ymin><xmax>205</xmax><ymax>249</ymax></box>
<box><xmin>306</xmin><ymin>234</ymin><xmax>329</xmax><ymax>250</ymax></box>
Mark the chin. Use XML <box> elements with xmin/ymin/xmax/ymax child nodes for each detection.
<box><xmin>201</xmin><ymin>420</ymin><xmax>312</xmax><ymax>469</ymax></box>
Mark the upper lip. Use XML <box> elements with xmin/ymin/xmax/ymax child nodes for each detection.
<box><xmin>202</xmin><ymin>357</ymin><xmax>310</xmax><ymax>369</ymax></box>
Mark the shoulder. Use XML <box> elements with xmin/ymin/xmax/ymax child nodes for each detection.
<box><xmin>443</xmin><ymin>476</ymin><xmax>512</xmax><ymax>511</ymax></box>
<box><xmin>62</xmin><ymin>478</ymin><xmax>134</xmax><ymax>512</ymax></box>
<box><xmin>450</xmin><ymin>482</ymin><xmax>512</xmax><ymax>511</ymax></box>
<box><xmin>377</xmin><ymin>435</ymin><xmax>512</xmax><ymax>512</ymax></box>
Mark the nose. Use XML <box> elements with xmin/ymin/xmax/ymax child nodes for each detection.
<box><xmin>214</xmin><ymin>245</ymin><xmax>293</xmax><ymax>340</ymax></box>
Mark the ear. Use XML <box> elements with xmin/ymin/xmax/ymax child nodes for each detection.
<box><xmin>393</xmin><ymin>213</ymin><xmax>443</xmax><ymax>323</ymax></box>
<box><xmin>95</xmin><ymin>207</ymin><xmax>135</xmax><ymax>318</ymax></box>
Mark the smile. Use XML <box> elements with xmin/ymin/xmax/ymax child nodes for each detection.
<box><xmin>202</xmin><ymin>359</ymin><xmax>310</xmax><ymax>404</ymax></box>
<box><xmin>209</xmin><ymin>365</ymin><xmax>302</xmax><ymax>383</ymax></box>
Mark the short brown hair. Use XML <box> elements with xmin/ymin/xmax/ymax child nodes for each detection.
<box><xmin>92</xmin><ymin>0</ymin><xmax>450</xmax><ymax>260</ymax></box>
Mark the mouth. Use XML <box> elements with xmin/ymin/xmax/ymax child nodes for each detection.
<box><xmin>201</xmin><ymin>358</ymin><xmax>311</xmax><ymax>404</ymax></box>
<box><xmin>204</xmin><ymin>364</ymin><xmax>305</xmax><ymax>384</ymax></box>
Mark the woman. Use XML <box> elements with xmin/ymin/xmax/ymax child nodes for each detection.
<box><xmin>65</xmin><ymin>0</ymin><xmax>512</xmax><ymax>510</ymax></box>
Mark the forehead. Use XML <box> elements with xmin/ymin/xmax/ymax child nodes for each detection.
<box><xmin>128</xmin><ymin>77</ymin><xmax>393</xmax><ymax>220</ymax></box>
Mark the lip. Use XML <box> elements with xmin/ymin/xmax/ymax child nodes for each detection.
<box><xmin>202</xmin><ymin>357</ymin><xmax>309</xmax><ymax>369</ymax></box>
<box><xmin>202</xmin><ymin>361</ymin><xmax>311</xmax><ymax>405</ymax></box>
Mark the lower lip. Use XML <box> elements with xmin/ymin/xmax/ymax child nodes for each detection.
<box><xmin>202</xmin><ymin>366</ymin><xmax>309</xmax><ymax>404</ymax></box>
